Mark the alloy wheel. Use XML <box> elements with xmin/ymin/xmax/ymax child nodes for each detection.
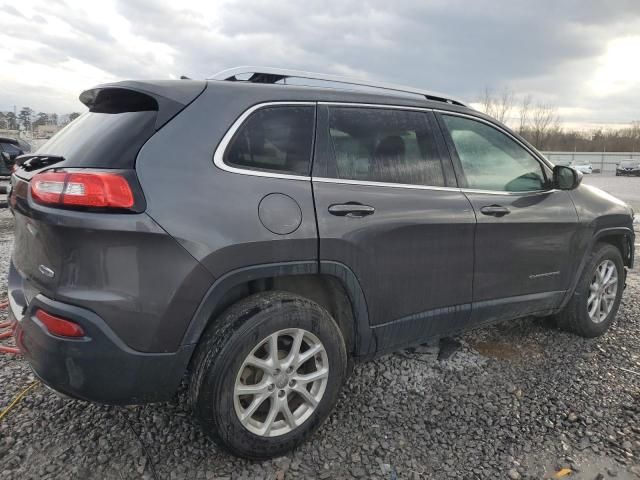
<box><xmin>233</xmin><ymin>328</ymin><xmax>329</xmax><ymax>437</ymax></box>
<box><xmin>587</xmin><ymin>259</ymin><xmax>618</xmax><ymax>324</ymax></box>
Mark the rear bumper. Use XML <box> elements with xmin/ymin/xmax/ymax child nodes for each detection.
<box><xmin>9</xmin><ymin>262</ymin><xmax>194</xmax><ymax>405</ymax></box>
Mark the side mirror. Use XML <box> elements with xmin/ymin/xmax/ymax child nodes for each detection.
<box><xmin>553</xmin><ymin>165</ymin><xmax>582</xmax><ymax>190</ymax></box>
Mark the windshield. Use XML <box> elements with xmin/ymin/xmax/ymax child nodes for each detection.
<box><xmin>620</xmin><ymin>161</ymin><xmax>639</xmax><ymax>167</ymax></box>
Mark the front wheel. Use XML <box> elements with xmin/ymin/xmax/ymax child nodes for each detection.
<box><xmin>189</xmin><ymin>292</ymin><xmax>348</xmax><ymax>458</ymax></box>
<box><xmin>555</xmin><ymin>242</ymin><xmax>624</xmax><ymax>337</ymax></box>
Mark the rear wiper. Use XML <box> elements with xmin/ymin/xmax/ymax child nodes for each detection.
<box><xmin>16</xmin><ymin>154</ymin><xmax>65</xmax><ymax>172</ymax></box>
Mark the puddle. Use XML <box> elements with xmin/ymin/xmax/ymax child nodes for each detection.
<box><xmin>541</xmin><ymin>458</ymin><xmax>637</xmax><ymax>480</ymax></box>
<box><xmin>468</xmin><ymin>339</ymin><xmax>543</xmax><ymax>361</ymax></box>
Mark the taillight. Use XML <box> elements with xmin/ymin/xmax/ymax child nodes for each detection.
<box><xmin>35</xmin><ymin>309</ymin><xmax>85</xmax><ymax>338</ymax></box>
<box><xmin>31</xmin><ymin>171</ymin><xmax>134</xmax><ymax>209</ymax></box>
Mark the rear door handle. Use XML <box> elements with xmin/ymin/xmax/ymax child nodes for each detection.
<box><xmin>328</xmin><ymin>203</ymin><xmax>375</xmax><ymax>218</ymax></box>
<box><xmin>480</xmin><ymin>205</ymin><xmax>510</xmax><ymax>217</ymax></box>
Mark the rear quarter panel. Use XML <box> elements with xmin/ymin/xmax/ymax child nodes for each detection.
<box><xmin>135</xmin><ymin>83</ymin><xmax>318</xmax><ymax>281</ymax></box>
<box><xmin>10</xmin><ymin>192</ymin><xmax>213</xmax><ymax>353</ymax></box>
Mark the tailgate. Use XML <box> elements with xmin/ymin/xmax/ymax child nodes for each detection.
<box><xmin>8</xmin><ymin>79</ymin><xmax>207</xmax><ymax>296</ymax></box>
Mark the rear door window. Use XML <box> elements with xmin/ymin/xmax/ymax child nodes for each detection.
<box><xmin>326</xmin><ymin>107</ymin><xmax>445</xmax><ymax>187</ymax></box>
<box><xmin>224</xmin><ymin>106</ymin><xmax>315</xmax><ymax>176</ymax></box>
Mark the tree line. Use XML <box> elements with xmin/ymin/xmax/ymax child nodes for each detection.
<box><xmin>3</xmin><ymin>94</ymin><xmax>639</xmax><ymax>152</ymax></box>
<box><xmin>479</xmin><ymin>87</ymin><xmax>640</xmax><ymax>152</ymax></box>
<box><xmin>0</xmin><ymin>108</ymin><xmax>81</xmax><ymax>131</ymax></box>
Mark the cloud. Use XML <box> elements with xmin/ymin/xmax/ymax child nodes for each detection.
<box><xmin>1</xmin><ymin>0</ymin><xmax>639</xmax><ymax>126</ymax></box>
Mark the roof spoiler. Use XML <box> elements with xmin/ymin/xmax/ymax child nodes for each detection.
<box><xmin>80</xmin><ymin>80</ymin><xmax>206</xmax><ymax>130</ymax></box>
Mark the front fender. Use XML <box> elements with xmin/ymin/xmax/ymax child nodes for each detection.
<box><xmin>559</xmin><ymin>226</ymin><xmax>634</xmax><ymax>310</ymax></box>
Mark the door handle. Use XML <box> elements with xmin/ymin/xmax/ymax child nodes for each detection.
<box><xmin>328</xmin><ymin>203</ymin><xmax>375</xmax><ymax>218</ymax></box>
<box><xmin>480</xmin><ymin>205</ymin><xmax>510</xmax><ymax>217</ymax></box>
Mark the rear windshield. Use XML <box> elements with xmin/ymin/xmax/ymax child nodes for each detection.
<box><xmin>0</xmin><ymin>142</ymin><xmax>21</xmax><ymax>155</ymax></box>
<box><xmin>35</xmin><ymin>110</ymin><xmax>157</xmax><ymax>169</ymax></box>
<box><xmin>620</xmin><ymin>161</ymin><xmax>639</xmax><ymax>167</ymax></box>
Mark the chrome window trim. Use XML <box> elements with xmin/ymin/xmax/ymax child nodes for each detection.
<box><xmin>319</xmin><ymin>103</ymin><xmax>552</xmax><ymax>171</ymax></box>
<box><xmin>214</xmin><ymin>101</ymin><xmax>558</xmax><ymax>197</ymax></box>
<box><xmin>318</xmin><ymin>101</ymin><xmax>431</xmax><ymax>112</ymax></box>
<box><xmin>320</xmin><ymin>102</ymin><xmax>555</xmax><ymax>195</ymax></box>
<box><xmin>314</xmin><ymin>177</ymin><xmax>558</xmax><ymax>196</ymax></box>
<box><xmin>213</xmin><ymin>101</ymin><xmax>315</xmax><ymax>181</ymax></box>
<box><xmin>460</xmin><ymin>187</ymin><xmax>560</xmax><ymax>196</ymax></box>
<box><xmin>313</xmin><ymin>177</ymin><xmax>461</xmax><ymax>192</ymax></box>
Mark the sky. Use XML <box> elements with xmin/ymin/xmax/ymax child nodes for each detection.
<box><xmin>1</xmin><ymin>0</ymin><xmax>639</xmax><ymax>129</ymax></box>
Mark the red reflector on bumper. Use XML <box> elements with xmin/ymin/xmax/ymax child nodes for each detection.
<box><xmin>35</xmin><ymin>309</ymin><xmax>85</xmax><ymax>338</ymax></box>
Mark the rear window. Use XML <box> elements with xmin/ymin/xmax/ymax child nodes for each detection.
<box><xmin>34</xmin><ymin>110</ymin><xmax>157</xmax><ymax>169</ymax></box>
<box><xmin>0</xmin><ymin>143</ymin><xmax>21</xmax><ymax>155</ymax></box>
<box><xmin>224</xmin><ymin>106</ymin><xmax>315</xmax><ymax>176</ymax></box>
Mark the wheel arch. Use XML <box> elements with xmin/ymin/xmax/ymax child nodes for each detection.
<box><xmin>596</xmin><ymin>229</ymin><xmax>634</xmax><ymax>268</ymax></box>
<box><xmin>560</xmin><ymin>226</ymin><xmax>634</xmax><ymax>309</ymax></box>
<box><xmin>181</xmin><ymin>261</ymin><xmax>374</xmax><ymax>359</ymax></box>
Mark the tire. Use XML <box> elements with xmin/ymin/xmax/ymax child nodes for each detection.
<box><xmin>555</xmin><ymin>242</ymin><xmax>624</xmax><ymax>338</ymax></box>
<box><xmin>189</xmin><ymin>291</ymin><xmax>348</xmax><ymax>459</ymax></box>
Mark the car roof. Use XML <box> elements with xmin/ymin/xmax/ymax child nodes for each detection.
<box><xmin>87</xmin><ymin>77</ymin><xmax>491</xmax><ymax>124</ymax></box>
<box><xmin>0</xmin><ymin>137</ymin><xmax>19</xmax><ymax>145</ymax></box>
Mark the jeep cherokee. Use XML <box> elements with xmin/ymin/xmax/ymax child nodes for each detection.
<box><xmin>8</xmin><ymin>67</ymin><xmax>634</xmax><ymax>458</ymax></box>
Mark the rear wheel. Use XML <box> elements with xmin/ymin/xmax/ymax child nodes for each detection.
<box><xmin>556</xmin><ymin>242</ymin><xmax>624</xmax><ymax>337</ymax></box>
<box><xmin>189</xmin><ymin>292</ymin><xmax>347</xmax><ymax>458</ymax></box>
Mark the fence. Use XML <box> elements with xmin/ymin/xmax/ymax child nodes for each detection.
<box><xmin>543</xmin><ymin>151</ymin><xmax>640</xmax><ymax>175</ymax></box>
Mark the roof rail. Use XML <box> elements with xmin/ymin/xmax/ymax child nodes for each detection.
<box><xmin>209</xmin><ymin>66</ymin><xmax>466</xmax><ymax>107</ymax></box>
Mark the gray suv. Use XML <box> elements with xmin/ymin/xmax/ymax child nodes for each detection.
<box><xmin>8</xmin><ymin>67</ymin><xmax>634</xmax><ymax>458</ymax></box>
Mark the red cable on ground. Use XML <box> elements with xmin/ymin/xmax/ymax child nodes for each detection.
<box><xmin>0</xmin><ymin>299</ymin><xmax>20</xmax><ymax>356</ymax></box>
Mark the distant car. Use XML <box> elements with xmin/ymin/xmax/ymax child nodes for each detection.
<box><xmin>571</xmin><ymin>162</ymin><xmax>593</xmax><ymax>174</ymax></box>
<box><xmin>616</xmin><ymin>160</ymin><xmax>640</xmax><ymax>176</ymax></box>
<box><xmin>0</xmin><ymin>137</ymin><xmax>28</xmax><ymax>176</ymax></box>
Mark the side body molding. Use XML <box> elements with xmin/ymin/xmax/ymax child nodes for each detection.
<box><xmin>181</xmin><ymin>261</ymin><xmax>376</xmax><ymax>357</ymax></box>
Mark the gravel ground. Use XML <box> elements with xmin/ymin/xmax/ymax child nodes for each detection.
<box><xmin>1</xmin><ymin>204</ymin><xmax>640</xmax><ymax>479</ymax></box>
